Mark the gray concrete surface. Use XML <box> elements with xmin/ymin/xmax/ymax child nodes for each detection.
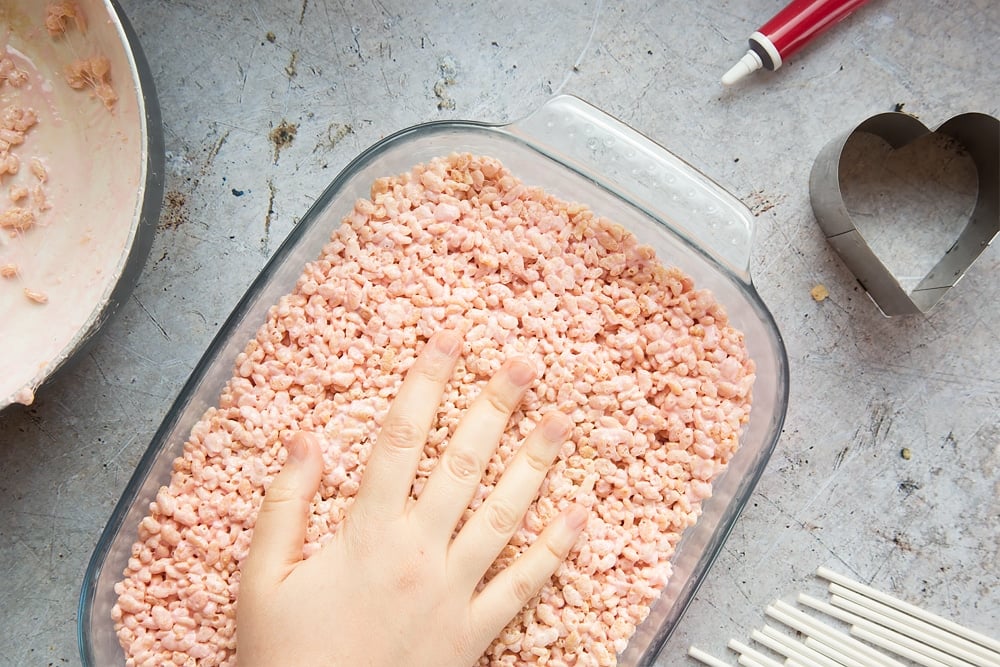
<box><xmin>1</xmin><ymin>0</ymin><xmax>997</xmax><ymax>664</ymax></box>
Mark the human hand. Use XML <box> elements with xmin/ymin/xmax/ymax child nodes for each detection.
<box><xmin>236</xmin><ymin>330</ymin><xmax>587</xmax><ymax>667</ymax></box>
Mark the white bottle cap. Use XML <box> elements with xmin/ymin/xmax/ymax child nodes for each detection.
<box><xmin>721</xmin><ymin>50</ymin><xmax>763</xmax><ymax>86</ymax></box>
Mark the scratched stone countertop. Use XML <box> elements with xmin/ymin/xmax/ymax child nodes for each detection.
<box><xmin>1</xmin><ymin>1</ymin><xmax>998</xmax><ymax>665</ymax></box>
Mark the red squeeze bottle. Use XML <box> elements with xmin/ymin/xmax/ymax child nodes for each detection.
<box><xmin>722</xmin><ymin>0</ymin><xmax>872</xmax><ymax>85</ymax></box>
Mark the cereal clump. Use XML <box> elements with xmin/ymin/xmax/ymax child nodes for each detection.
<box><xmin>0</xmin><ymin>51</ymin><xmax>51</xmax><ymax>304</ymax></box>
<box><xmin>113</xmin><ymin>154</ymin><xmax>755</xmax><ymax>666</ymax></box>
<box><xmin>65</xmin><ymin>55</ymin><xmax>117</xmax><ymax>110</ymax></box>
<box><xmin>45</xmin><ymin>1</ymin><xmax>88</xmax><ymax>37</ymax></box>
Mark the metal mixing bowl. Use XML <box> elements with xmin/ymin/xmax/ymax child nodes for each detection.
<box><xmin>0</xmin><ymin>0</ymin><xmax>163</xmax><ymax>409</ymax></box>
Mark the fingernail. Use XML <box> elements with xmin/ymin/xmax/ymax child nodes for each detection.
<box><xmin>288</xmin><ymin>433</ymin><xmax>311</xmax><ymax>463</ymax></box>
<box><xmin>565</xmin><ymin>504</ymin><xmax>589</xmax><ymax>531</ymax></box>
<box><xmin>542</xmin><ymin>412</ymin><xmax>572</xmax><ymax>442</ymax></box>
<box><xmin>508</xmin><ymin>359</ymin><xmax>536</xmax><ymax>387</ymax></box>
<box><xmin>433</xmin><ymin>331</ymin><xmax>462</xmax><ymax>357</ymax></box>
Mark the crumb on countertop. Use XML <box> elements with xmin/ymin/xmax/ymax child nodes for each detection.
<box><xmin>810</xmin><ymin>284</ymin><xmax>830</xmax><ymax>302</ymax></box>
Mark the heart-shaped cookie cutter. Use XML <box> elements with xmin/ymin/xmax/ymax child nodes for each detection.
<box><xmin>809</xmin><ymin>111</ymin><xmax>999</xmax><ymax>316</ymax></box>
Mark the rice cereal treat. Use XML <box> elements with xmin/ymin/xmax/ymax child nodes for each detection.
<box><xmin>112</xmin><ymin>153</ymin><xmax>755</xmax><ymax>667</ymax></box>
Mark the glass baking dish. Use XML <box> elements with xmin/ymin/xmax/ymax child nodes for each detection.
<box><xmin>79</xmin><ymin>95</ymin><xmax>789</xmax><ymax>666</ymax></box>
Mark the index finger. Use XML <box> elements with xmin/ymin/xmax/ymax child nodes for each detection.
<box><xmin>354</xmin><ymin>330</ymin><xmax>462</xmax><ymax>518</ymax></box>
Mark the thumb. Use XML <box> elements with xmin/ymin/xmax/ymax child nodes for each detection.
<box><xmin>243</xmin><ymin>431</ymin><xmax>324</xmax><ymax>585</ymax></box>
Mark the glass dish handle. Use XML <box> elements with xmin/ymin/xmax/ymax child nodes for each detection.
<box><xmin>508</xmin><ymin>95</ymin><xmax>756</xmax><ymax>281</ymax></box>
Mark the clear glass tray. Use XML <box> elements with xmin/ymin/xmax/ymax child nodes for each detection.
<box><xmin>79</xmin><ymin>95</ymin><xmax>789</xmax><ymax>666</ymax></box>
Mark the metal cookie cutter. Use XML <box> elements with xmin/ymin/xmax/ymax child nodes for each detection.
<box><xmin>809</xmin><ymin>112</ymin><xmax>999</xmax><ymax>316</ymax></box>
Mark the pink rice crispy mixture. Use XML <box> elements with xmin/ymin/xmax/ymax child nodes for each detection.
<box><xmin>113</xmin><ymin>153</ymin><xmax>755</xmax><ymax>667</ymax></box>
